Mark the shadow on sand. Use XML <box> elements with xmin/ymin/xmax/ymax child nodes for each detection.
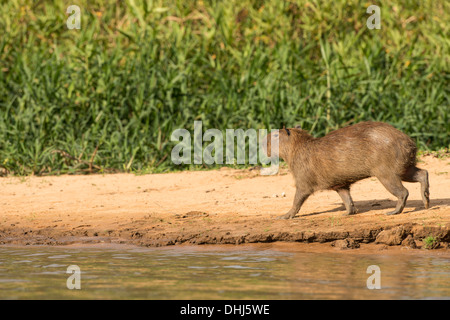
<box><xmin>300</xmin><ymin>198</ymin><xmax>450</xmax><ymax>217</ymax></box>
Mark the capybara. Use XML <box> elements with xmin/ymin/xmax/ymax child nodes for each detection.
<box><xmin>264</xmin><ymin>121</ymin><xmax>430</xmax><ymax>219</ymax></box>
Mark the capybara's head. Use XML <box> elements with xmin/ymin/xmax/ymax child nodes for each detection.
<box><xmin>262</xmin><ymin>126</ymin><xmax>312</xmax><ymax>162</ymax></box>
<box><xmin>263</xmin><ymin>128</ymin><xmax>292</xmax><ymax>161</ymax></box>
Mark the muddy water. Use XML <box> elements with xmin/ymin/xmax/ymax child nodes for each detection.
<box><xmin>0</xmin><ymin>245</ymin><xmax>449</xmax><ymax>300</ymax></box>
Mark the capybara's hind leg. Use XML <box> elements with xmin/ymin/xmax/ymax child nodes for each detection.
<box><xmin>277</xmin><ymin>189</ymin><xmax>310</xmax><ymax>219</ymax></box>
<box><xmin>402</xmin><ymin>167</ymin><xmax>430</xmax><ymax>209</ymax></box>
<box><xmin>376</xmin><ymin>175</ymin><xmax>409</xmax><ymax>215</ymax></box>
<box><xmin>417</xmin><ymin>169</ymin><xmax>430</xmax><ymax>209</ymax></box>
<box><xmin>336</xmin><ymin>188</ymin><xmax>357</xmax><ymax>215</ymax></box>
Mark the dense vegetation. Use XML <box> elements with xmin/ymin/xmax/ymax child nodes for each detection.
<box><xmin>0</xmin><ymin>0</ymin><xmax>448</xmax><ymax>175</ymax></box>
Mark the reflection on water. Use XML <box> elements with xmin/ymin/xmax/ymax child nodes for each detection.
<box><xmin>0</xmin><ymin>245</ymin><xmax>449</xmax><ymax>299</ymax></box>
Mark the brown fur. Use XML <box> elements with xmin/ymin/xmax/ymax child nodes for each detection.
<box><xmin>265</xmin><ymin>121</ymin><xmax>430</xmax><ymax>219</ymax></box>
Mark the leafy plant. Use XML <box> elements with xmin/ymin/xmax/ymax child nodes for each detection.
<box><xmin>422</xmin><ymin>236</ymin><xmax>439</xmax><ymax>249</ymax></box>
<box><xmin>0</xmin><ymin>0</ymin><xmax>448</xmax><ymax>175</ymax></box>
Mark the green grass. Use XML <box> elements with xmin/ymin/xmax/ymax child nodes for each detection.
<box><xmin>0</xmin><ymin>0</ymin><xmax>449</xmax><ymax>175</ymax></box>
<box><xmin>422</xmin><ymin>236</ymin><xmax>439</xmax><ymax>250</ymax></box>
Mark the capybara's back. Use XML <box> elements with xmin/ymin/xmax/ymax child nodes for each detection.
<box><xmin>266</xmin><ymin>121</ymin><xmax>430</xmax><ymax>219</ymax></box>
<box><xmin>309</xmin><ymin>122</ymin><xmax>417</xmax><ymax>187</ymax></box>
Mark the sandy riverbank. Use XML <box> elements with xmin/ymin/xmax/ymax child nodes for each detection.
<box><xmin>1</xmin><ymin>155</ymin><xmax>449</xmax><ymax>252</ymax></box>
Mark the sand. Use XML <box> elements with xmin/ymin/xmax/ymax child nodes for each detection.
<box><xmin>1</xmin><ymin>155</ymin><xmax>449</xmax><ymax>253</ymax></box>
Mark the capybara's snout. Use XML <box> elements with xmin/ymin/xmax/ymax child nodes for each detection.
<box><xmin>262</xmin><ymin>131</ymin><xmax>282</xmax><ymax>159</ymax></box>
<box><xmin>261</xmin><ymin>133</ymin><xmax>271</xmax><ymax>157</ymax></box>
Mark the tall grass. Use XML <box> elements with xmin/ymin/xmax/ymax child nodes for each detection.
<box><xmin>0</xmin><ymin>0</ymin><xmax>448</xmax><ymax>175</ymax></box>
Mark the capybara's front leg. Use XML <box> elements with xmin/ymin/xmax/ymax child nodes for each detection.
<box><xmin>277</xmin><ymin>189</ymin><xmax>310</xmax><ymax>219</ymax></box>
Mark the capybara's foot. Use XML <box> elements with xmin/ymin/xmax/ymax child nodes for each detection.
<box><xmin>342</xmin><ymin>206</ymin><xmax>357</xmax><ymax>216</ymax></box>
<box><xmin>386</xmin><ymin>210</ymin><xmax>401</xmax><ymax>216</ymax></box>
<box><xmin>276</xmin><ymin>213</ymin><xmax>294</xmax><ymax>220</ymax></box>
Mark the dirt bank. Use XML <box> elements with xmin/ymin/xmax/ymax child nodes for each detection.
<box><xmin>1</xmin><ymin>156</ymin><xmax>449</xmax><ymax>252</ymax></box>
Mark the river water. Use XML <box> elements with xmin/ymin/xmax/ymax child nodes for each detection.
<box><xmin>0</xmin><ymin>244</ymin><xmax>449</xmax><ymax>299</ymax></box>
